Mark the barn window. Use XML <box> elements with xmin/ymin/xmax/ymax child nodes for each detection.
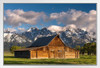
<box><xmin>51</xmin><ymin>49</ymin><xmax>54</xmax><ymax>52</ymax></box>
<box><xmin>51</xmin><ymin>50</ymin><xmax>54</xmax><ymax>51</ymax></box>
<box><xmin>65</xmin><ymin>48</ymin><xmax>67</xmax><ymax>51</ymax></box>
<box><xmin>69</xmin><ymin>49</ymin><xmax>72</xmax><ymax>52</ymax></box>
<box><xmin>58</xmin><ymin>50</ymin><xmax>62</xmax><ymax>52</ymax></box>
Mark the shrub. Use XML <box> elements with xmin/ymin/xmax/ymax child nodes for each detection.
<box><xmin>10</xmin><ymin>46</ymin><xmax>25</xmax><ymax>53</ymax></box>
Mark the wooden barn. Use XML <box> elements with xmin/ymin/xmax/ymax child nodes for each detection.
<box><xmin>14</xmin><ymin>35</ymin><xmax>79</xmax><ymax>59</ymax></box>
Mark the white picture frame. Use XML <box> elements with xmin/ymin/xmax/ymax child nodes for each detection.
<box><xmin>0</xmin><ymin>0</ymin><xmax>100</xmax><ymax>68</ymax></box>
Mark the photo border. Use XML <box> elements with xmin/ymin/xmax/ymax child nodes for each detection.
<box><xmin>0</xmin><ymin>0</ymin><xmax>100</xmax><ymax>68</ymax></box>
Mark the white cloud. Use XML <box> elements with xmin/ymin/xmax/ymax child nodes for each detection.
<box><xmin>18</xmin><ymin>27</ymin><xmax>26</xmax><ymax>31</ymax></box>
<box><xmin>4</xmin><ymin>9</ymin><xmax>96</xmax><ymax>32</ymax></box>
<box><xmin>47</xmin><ymin>24</ymin><xmax>77</xmax><ymax>32</ymax></box>
<box><xmin>4</xmin><ymin>9</ymin><xmax>46</xmax><ymax>27</ymax></box>
<box><xmin>17</xmin><ymin>27</ymin><xmax>26</xmax><ymax>33</ymax></box>
<box><xmin>4</xmin><ymin>28</ymin><xmax>16</xmax><ymax>32</ymax></box>
<box><xmin>50</xmin><ymin>9</ymin><xmax>96</xmax><ymax>32</ymax></box>
<box><xmin>48</xmin><ymin>25</ymin><xmax>63</xmax><ymax>32</ymax></box>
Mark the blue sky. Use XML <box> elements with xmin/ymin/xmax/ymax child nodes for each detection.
<box><xmin>4</xmin><ymin>4</ymin><xmax>96</xmax><ymax>13</ymax></box>
<box><xmin>4</xmin><ymin>4</ymin><xmax>96</xmax><ymax>32</ymax></box>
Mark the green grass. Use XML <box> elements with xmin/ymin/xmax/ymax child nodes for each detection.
<box><xmin>4</xmin><ymin>52</ymin><xmax>96</xmax><ymax>65</ymax></box>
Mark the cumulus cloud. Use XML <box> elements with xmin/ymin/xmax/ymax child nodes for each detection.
<box><xmin>48</xmin><ymin>25</ymin><xmax>63</xmax><ymax>32</ymax></box>
<box><xmin>4</xmin><ymin>27</ymin><xmax>26</xmax><ymax>33</ymax></box>
<box><xmin>4</xmin><ymin>9</ymin><xmax>96</xmax><ymax>32</ymax></box>
<box><xmin>47</xmin><ymin>24</ymin><xmax>77</xmax><ymax>32</ymax></box>
<box><xmin>4</xmin><ymin>28</ymin><xmax>16</xmax><ymax>32</ymax></box>
<box><xmin>17</xmin><ymin>27</ymin><xmax>26</xmax><ymax>33</ymax></box>
<box><xmin>50</xmin><ymin>9</ymin><xmax>96</xmax><ymax>32</ymax></box>
<box><xmin>18</xmin><ymin>27</ymin><xmax>26</xmax><ymax>31</ymax></box>
<box><xmin>4</xmin><ymin>9</ymin><xmax>46</xmax><ymax>27</ymax></box>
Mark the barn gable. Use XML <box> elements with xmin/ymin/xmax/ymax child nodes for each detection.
<box><xmin>29</xmin><ymin>35</ymin><xmax>57</xmax><ymax>47</ymax></box>
<box><xmin>48</xmin><ymin>35</ymin><xmax>65</xmax><ymax>47</ymax></box>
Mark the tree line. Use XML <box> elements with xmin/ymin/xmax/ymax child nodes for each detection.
<box><xmin>75</xmin><ymin>42</ymin><xmax>96</xmax><ymax>55</ymax></box>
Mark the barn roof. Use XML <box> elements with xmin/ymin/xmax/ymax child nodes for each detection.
<box><xmin>29</xmin><ymin>34</ymin><xmax>72</xmax><ymax>48</ymax></box>
<box><xmin>14</xmin><ymin>46</ymin><xmax>45</xmax><ymax>51</ymax></box>
<box><xmin>14</xmin><ymin>47</ymin><xmax>33</xmax><ymax>51</ymax></box>
<box><xmin>29</xmin><ymin>35</ymin><xmax>57</xmax><ymax>47</ymax></box>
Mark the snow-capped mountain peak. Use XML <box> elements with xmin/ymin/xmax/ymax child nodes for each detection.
<box><xmin>27</xmin><ymin>27</ymin><xmax>39</xmax><ymax>32</ymax></box>
<box><xmin>22</xmin><ymin>27</ymin><xmax>56</xmax><ymax>40</ymax></box>
<box><xmin>4</xmin><ymin>32</ymin><xmax>32</xmax><ymax>43</ymax></box>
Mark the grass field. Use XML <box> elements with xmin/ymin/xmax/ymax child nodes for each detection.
<box><xmin>4</xmin><ymin>52</ymin><xmax>96</xmax><ymax>65</ymax></box>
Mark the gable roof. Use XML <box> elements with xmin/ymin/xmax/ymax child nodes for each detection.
<box><xmin>29</xmin><ymin>35</ymin><xmax>57</xmax><ymax>47</ymax></box>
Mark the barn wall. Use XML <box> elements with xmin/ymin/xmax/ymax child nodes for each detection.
<box><xmin>64</xmin><ymin>46</ymin><xmax>79</xmax><ymax>58</ymax></box>
<box><xmin>65</xmin><ymin>52</ymin><xmax>76</xmax><ymax>58</ymax></box>
<box><xmin>37</xmin><ymin>49</ymin><xmax>48</xmax><ymax>59</ymax></box>
<box><xmin>30</xmin><ymin>50</ymin><xmax>36</xmax><ymax>59</ymax></box>
<box><xmin>30</xmin><ymin>47</ymin><xmax>49</xmax><ymax>59</ymax></box>
<box><xmin>14</xmin><ymin>51</ymin><xmax>30</xmax><ymax>58</ymax></box>
<box><xmin>76</xmin><ymin>51</ymin><xmax>80</xmax><ymax>58</ymax></box>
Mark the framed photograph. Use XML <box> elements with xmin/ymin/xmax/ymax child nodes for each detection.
<box><xmin>0</xmin><ymin>0</ymin><xmax>100</xmax><ymax>68</ymax></box>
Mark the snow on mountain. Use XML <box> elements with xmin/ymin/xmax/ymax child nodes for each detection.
<box><xmin>4</xmin><ymin>27</ymin><xmax>96</xmax><ymax>48</ymax></box>
<box><xmin>27</xmin><ymin>27</ymin><xmax>39</xmax><ymax>32</ymax></box>
<box><xmin>4</xmin><ymin>32</ymin><xmax>32</xmax><ymax>43</ymax></box>
<box><xmin>22</xmin><ymin>27</ymin><xmax>56</xmax><ymax>41</ymax></box>
<box><xmin>60</xmin><ymin>28</ymin><xmax>96</xmax><ymax>48</ymax></box>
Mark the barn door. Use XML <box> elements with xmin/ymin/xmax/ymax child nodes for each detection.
<box><xmin>31</xmin><ymin>51</ymin><xmax>36</xmax><ymax>59</ymax></box>
<box><xmin>50</xmin><ymin>51</ymin><xmax>55</xmax><ymax>58</ymax></box>
<box><xmin>57</xmin><ymin>50</ymin><xmax>64</xmax><ymax>58</ymax></box>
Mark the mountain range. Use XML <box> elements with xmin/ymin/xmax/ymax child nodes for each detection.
<box><xmin>4</xmin><ymin>27</ymin><xmax>96</xmax><ymax>51</ymax></box>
